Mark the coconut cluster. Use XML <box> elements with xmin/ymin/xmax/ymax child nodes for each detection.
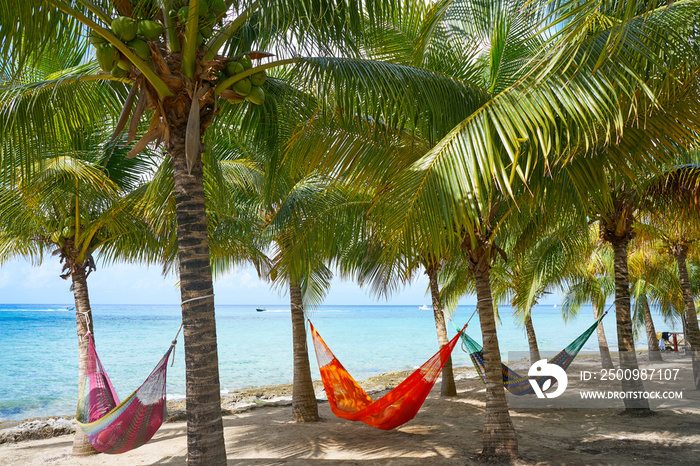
<box><xmin>89</xmin><ymin>1</ymin><xmax>266</xmax><ymax>106</ymax></box>
<box><xmin>172</xmin><ymin>0</ymin><xmax>227</xmax><ymax>44</ymax></box>
<box><xmin>221</xmin><ymin>55</ymin><xmax>267</xmax><ymax>105</ymax></box>
<box><xmin>49</xmin><ymin>216</ymin><xmax>86</xmax><ymax>246</ymax></box>
<box><xmin>90</xmin><ymin>0</ymin><xmax>226</xmax><ymax>78</ymax></box>
<box><xmin>91</xmin><ymin>14</ymin><xmax>163</xmax><ymax>78</ymax></box>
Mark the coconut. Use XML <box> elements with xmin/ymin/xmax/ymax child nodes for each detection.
<box><xmin>199</xmin><ymin>0</ymin><xmax>210</xmax><ymax>16</ymax></box>
<box><xmin>200</xmin><ymin>26</ymin><xmax>212</xmax><ymax>38</ymax></box>
<box><xmin>64</xmin><ymin>217</ymin><xmax>75</xmax><ymax>228</ymax></box>
<box><xmin>238</xmin><ymin>54</ymin><xmax>252</xmax><ymax>70</ymax></box>
<box><xmin>250</xmin><ymin>71</ymin><xmax>266</xmax><ymax>87</ymax></box>
<box><xmin>110</xmin><ymin>64</ymin><xmax>128</xmax><ymax>78</ymax></box>
<box><xmin>88</xmin><ymin>30</ymin><xmax>105</xmax><ymax>45</ymax></box>
<box><xmin>116</xmin><ymin>58</ymin><xmax>131</xmax><ymax>70</ymax></box>
<box><xmin>211</xmin><ymin>0</ymin><xmax>227</xmax><ymax>16</ymax></box>
<box><xmin>226</xmin><ymin>61</ymin><xmax>244</xmax><ymax>76</ymax></box>
<box><xmin>177</xmin><ymin>6</ymin><xmax>189</xmax><ymax>25</ymax></box>
<box><xmin>95</xmin><ymin>43</ymin><xmax>117</xmax><ymax>71</ymax></box>
<box><xmin>128</xmin><ymin>38</ymin><xmax>150</xmax><ymax>60</ymax></box>
<box><xmin>246</xmin><ymin>86</ymin><xmax>265</xmax><ymax>105</ymax></box>
<box><xmin>111</xmin><ymin>16</ymin><xmax>138</xmax><ymax>42</ymax></box>
<box><xmin>137</xmin><ymin>20</ymin><xmax>164</xmax><ymax>41</ymax></box>
<box><xmin>233</xmin><ymin>78</ymin><xmax>252</xmax><ymax>96</ymax></box>
<box><xmin>202</xmin><ymin>11</ymin><xmax>216</xmax><ymax>28</ymax></box>
<box><xmin>51</xmin><ymin>231</ymin><xmax>61</xmax><ymax>243</ymax></box>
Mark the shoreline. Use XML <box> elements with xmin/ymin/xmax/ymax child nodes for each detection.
<box><xmin>2</xmin><ymin>351</ymin><xmax>696</xmax><ymax>450</ymax></box>
<box><xmin>1</xmin><ymin>355</ymin><xmax>698</xmax><ymax>465</ymax></box>
<box><xmin>0</xmin><ymin>366</ymin><xmax>479</xmax><ymax>444</ymax></box>
<box><xmin>1</xmin><ymin>350</ymin><xmax>689</xmax><ymax>439</ymax></box>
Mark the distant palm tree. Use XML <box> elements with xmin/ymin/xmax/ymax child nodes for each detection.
<box><xmin>491</xmin><ymin>224</ymin><xmax>590</xmax><ymax>364</ymax></box>
<box><xmin>423</xmin><ymin>256</ymin><xmax>458</xmax><ymax>396</ymax></box>
<box><xmin>261</xmin><ymin>172</ymin><xmax>371</xmax><ymax>420</ymax></box>
<box><xmin>0</xmin><ymin>123</ymin><xmax>157</xmax><ymax>455</ymax></box>
<box><xmin>640</xmin><ymin>159</ymin><xmax>700</xmax><ymax>387</ymax></box>
<box><xmin>560</xmin><ymin>226</ymin><xmax>616</xmax><ymax>369</ymax></box>
<box><xmin>627</xmin><ymin>247</ymin><xmax>682</xmax><ymax>361</ymax></box>
<box><xmin>225</xmin><ymin>104</ymin><xmax>371</xmax><ymax>421</ymax></box>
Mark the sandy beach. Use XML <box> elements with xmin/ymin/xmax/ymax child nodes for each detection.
<box><xmin>1</xmin><ymin>354</ymin><xmax>699</xmax><ymax>465</ymax></box>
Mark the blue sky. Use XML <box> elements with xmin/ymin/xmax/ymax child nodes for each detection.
<box><xmin>0</xmin><ymin>257</ymin><xmax>563</xmax><ymax>306</ymax></box>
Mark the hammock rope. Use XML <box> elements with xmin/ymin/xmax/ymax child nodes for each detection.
<box><xmin>309</xmin><ymin>320</ymin><xmax>466</xmax><ymax>430</ymax></box>
<box><xmin>456</xmin><ymin>312</ymin><xmax>608</xmax><ymax>395</ymax></box>
<box><xmin>75</xmin><ymin>329</ymin><xmax>179</xmax><ymax>454</ymax></box>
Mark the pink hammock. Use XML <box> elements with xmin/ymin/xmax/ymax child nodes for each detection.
<box><xmin>75</xmin><ymin>334</ymin><xmax>175</xmax><ymax>454</ymax></box>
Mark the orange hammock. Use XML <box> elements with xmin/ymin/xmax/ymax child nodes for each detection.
<box><xmin>309</xmin><ymin>320</ymin><xmax>465</xmax><ymax>430</ymax></box>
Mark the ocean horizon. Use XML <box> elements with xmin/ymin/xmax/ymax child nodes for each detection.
<box><xmin>0</xmin><ymin>302</ymin><xmax>682</xmax><ymax>422</ymax></box>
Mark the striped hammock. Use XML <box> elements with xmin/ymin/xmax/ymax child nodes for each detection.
<box><xmin>458</xmin><ymin>313</ymin><xmax>606</xmax><ymax>395</ymax></box>
<box><xmin>76</xmin><ymin>334</ymin><xmax>175</xmax><ymax>454</ymax></box>
<box><xmin>310</xmin><ymin>320</ymin><xmax>465</xmax><ymax>430</ymax></box>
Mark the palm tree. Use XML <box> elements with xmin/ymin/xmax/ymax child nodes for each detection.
<box><xmin>641</xmin><ymin>159</ymin><xmax>700</xmax><ymax>387</ymax></box>
<box><xmin>0</xmin><ymin>2</ymin><xmax>475</xmax><ymax>461</ymax></box>
<box><xmin>627</xmin><ymin>246</ymin><xmax>682</xmax><ymax>361</ymax></box>
<box><xmin>0</xmin><ymin>122</ymin><xmax>157</xmax><ymax>455</ymax></box>
<box><xmin>225</xmin><ymin>100</ymin><xmax>372</xmax><ymax>420</ymax></box>
<box><xmin>423</xmin><ymin>256</ymin><xmax>458</xmax><ymax>396</ymax></box>
<box><xmin>562</xmin><ymin>149</ymin><xmax>700</xmax><ymax>408</ymax></box>
<box><xmin>259</xmin><ymin>173</ymin><xmax>337</xmax><ymax>422</ymax></box>
<box><xmin>560</xmin><ymin>226</ymin><xmax>616</xmax><ymax>369</ymax></box>
<box><xmin>263</xmin><ymin>174</ymin><xmax>374</xmax><ymax>420</ymax></box>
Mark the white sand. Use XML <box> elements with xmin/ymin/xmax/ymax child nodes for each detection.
<box><xmin>2</xmin><ymin>357</ymin><xmax>699</xmax><ymax>465</ymax></box>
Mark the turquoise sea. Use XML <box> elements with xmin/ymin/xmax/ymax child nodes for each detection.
<box><xmin>0</xmin><ymin>303</ymin><xmax>681</xmax><ymax>421</ymax></box>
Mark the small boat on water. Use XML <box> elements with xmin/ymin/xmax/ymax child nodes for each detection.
<box><xmin>256</xmin><ymin>308</ymin><xmax>267</xmax><ymax>312</ymax></box>
<box><xmin>419</xmin><ymin>305</ymin><xmax>431</xmax><ymax>311</ymax></box>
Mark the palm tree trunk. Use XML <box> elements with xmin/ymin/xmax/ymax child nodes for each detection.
<box><xmin>170</xmin><ymin>135</ymin><xmax>227</xmax><ymax>465</ymax></box>
<box><xmin>524</xmin><ymin>312</ymin><xmax>540</xmax><ymax>364</ymax></box>
<box><xmin>593</xmin><ymin>302</ymin><xmax>614</xmax><ymax>369</ymax></box>
<box><xmin>682</xmin><ymin>316</ymin><xmax>691</xmax><ymax>352</ymax></box>
<box><xmin>611</xmin><ymin>238</ymin><xmax>651</xmax><ymax>411</ymax></box>
<box><xmin>676</xmin><ymin>245</ymin><xmax>700</xmax><ymax>389</ymax></box>
<box><xmin>427</xmin><ymin>267</ymin><xmax>456</xmax><ymax>396</ymax></box>
<box><xmin>643</xmin><ymin>300</ymin><xmax>662</xmax><ymax>361</ymax></box>
<box><xmin>290</xmin><ymin>279</ymin><xmax>319</xmax><ymax>421</ymax></box>
<box><xmin>70</xmin><ymin>264</ymin><xmax>97</xmax><ymax>456</ymax></box>
<box><xmin>474</xmin><ymin>267</ymin><xmax>519</xmax><ymax>459</ymax></box>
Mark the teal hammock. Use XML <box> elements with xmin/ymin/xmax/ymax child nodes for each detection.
<box><xmin>458</xmin><ymin>312</ymin><xmax>607</xmax><ymax>396</ymax></box>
